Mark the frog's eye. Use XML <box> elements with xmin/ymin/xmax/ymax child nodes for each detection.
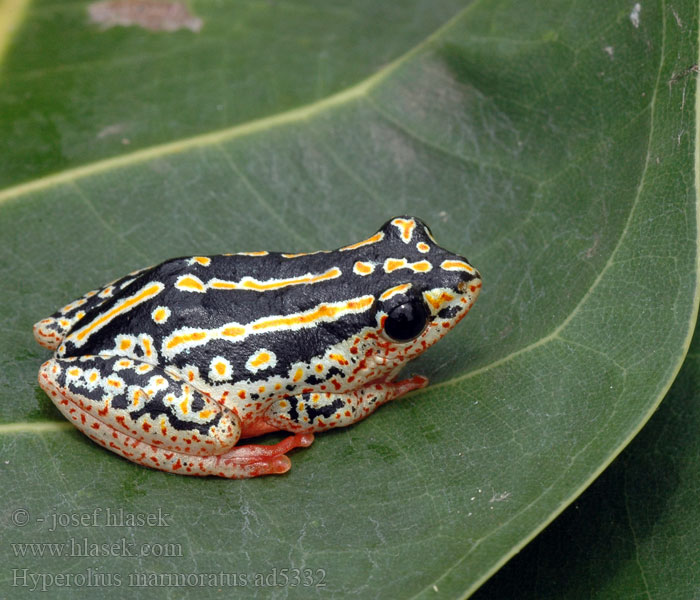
<box><xmin>383</xmin><ymin>298</ymin><xmax>430</xmax><ymax>343</ymax></box>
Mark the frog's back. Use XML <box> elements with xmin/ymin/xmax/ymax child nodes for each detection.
<box><xmin>35</xmin><ymin>217</ymin><xmax>479</xmax><ymax>374</ymax></box>
<box><xmin>33</xmin><ymin>264</ymin><xmax>156</xmax><ymax>351</ymax></box>
<box><xmin>35</xmin><ymin>251</ymin><xmax>347</xmax><ymax>359</ymax></box>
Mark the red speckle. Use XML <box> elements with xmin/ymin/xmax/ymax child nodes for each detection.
<box><xmin>91</xmin><ymin>423</ymin><xmax>100</xmax><ymax>430</ymax></box>
<box><xmin>173</xmin><ymin>459</ymin><xmax>183</xmax><ymax>470</ymax></box>
<box><xmin>142</xmin><ymin>422</ymin><xmax>152</xmax><ymax>432</ymax></box>
<box><xmin>115</xmin><ymin>415</ymin><xmax>126</xmax><ymax>427</ymax></box>
<box><xmin>344</xmin><ymin>410</ymin><xmax>351</xmax><ymax>417</ymax></box>
<box><xmin>80</xmin><ymin>414</ymin><xmax>86</xmax><ymax>424</ymax></box>
<box><xmin>350</xmin><ymin>346</ymin><xmax>358</xmax><ymax>355</ymax></box>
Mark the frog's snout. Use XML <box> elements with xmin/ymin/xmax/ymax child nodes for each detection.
<box><xmin>456</xmin><ymin>263</ymin><xmax>482</xmax><ymax>302</ymax></box>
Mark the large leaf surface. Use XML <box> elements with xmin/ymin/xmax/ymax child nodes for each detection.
<box><xmin>475</xmin><ymin>320</ymin><xmax>700</xmax><ymax>599</ymax></box>
<box><xmin>0</xmin><ymin>1</ymin><xmax>697</xmax><ymax>598</ymax></box>
<box><xmin>0</xmin><ymin>0</ymin><xmax>467</xmax><ymax>188</ymax></box>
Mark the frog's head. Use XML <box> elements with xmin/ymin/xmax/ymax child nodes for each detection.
<box><xmin>349</xmin><ymin>216</ymin><xmax>482</xmax><ymax>382</ymax></box>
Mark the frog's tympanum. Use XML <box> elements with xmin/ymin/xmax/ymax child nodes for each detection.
<box><xmin>34</xmin><ymin>217</ymin><xmax>481</xmax><ymax>478</ymax></box>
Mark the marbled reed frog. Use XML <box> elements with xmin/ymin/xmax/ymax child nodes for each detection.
<box><xmin>34</xmin><ymin>217</ymin><xmax>481</xmax><ymax>478</ymax></box>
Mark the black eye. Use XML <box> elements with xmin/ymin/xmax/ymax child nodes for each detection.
<box><xmin>384</xmin><ymin>299</ymin><xmax>429</xmax><ymax>342</ymax></box>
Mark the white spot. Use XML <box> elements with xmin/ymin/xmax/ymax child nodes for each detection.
<box><xmin>113</xmin><ymin>359</ymin><xmax>134</xmax><ymax>371</ymax></box>
<box><xmin>630</xmin><ymin>3</ymin><xmax>641</xmax><ymax>28</ymax></box>
<box><xmin>174</xmin><ymin>274</ymin><xmax>206</xmax><ymax>293</ymax></box>
<box><xmin>246</xmin><ymin>349</ymin><xmax>277</xmax><ymax>374</ymax></box>
<box><xmin>603</xmin><ymin>46</ymin><xmax>614</xmax><ymax>58</ymax></box>
<box><xmin>353</xmin><ymin>261</ymin><xmax>375</xmax><ymax>276</ymax></box>
<box><xmin>151</xmin><ymin>306</ymin><xmax>171</xmax><ymax>323</ymax></box>
<box><xmin>209</xmin><ymin>356</ymin><xmax>233</xmax><ymax>382</ymax></box>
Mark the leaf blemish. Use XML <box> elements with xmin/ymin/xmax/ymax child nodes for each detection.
<box><xmin>629</xmin><ymin>2</ymin><xmax>641</xmax><ymax>29</ymax></box>
<box><xmin>88</xmin><ymin>0</ymin><xmax>203</xmax><ymax>33</ymax></box>
<box><xmin>489</xmin><ymin>491</ymin><xmax>512</xmax><ymax>503</ymax></box>
<box><xmin>96</xmin><ymin>123</ymin><xmax>126</xmax><ymax>139</ymax></box>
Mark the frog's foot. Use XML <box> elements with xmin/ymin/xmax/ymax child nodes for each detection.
<box><xmin>390</xmin><ymin>375</ymin><xmax>429</xmax><ymax>396</ymax></box>
<box><xmin>223</xmin><ymin>432</ymin><xmax>314</xmax><ymax>460</ymax></box>
<box><xmin>38</xmin><ymin>356</ymin><xmax>303</xmax><ymax>479</ymax></box>
<box><xmin>211</xmin><ymin>433</ymin><xmax>315</xmax><ymax>475</ymax></box>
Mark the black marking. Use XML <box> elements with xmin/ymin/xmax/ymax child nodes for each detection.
<box><xmin>326</xmin><ymin>366</ymin><xmax>345</xmax><ymax>379</ymax></box>
<box><xmin>438</xmin><ymin>305</ymin><xmax>463</xmax><ymax>319</ymax></box>
<box><xmin>286</xmin><ymin>397</ymin><xmax>300</xmax><ymax>423</ymax></box>
<box><xmin>303</xmin><ymin>395</ymin><xmax>345</xmax><ymax>423</ymax></box>
<box><xmin>129</xmin><ymin>398</ymin><xmax>221</xmax><ymax>436</ymax></box>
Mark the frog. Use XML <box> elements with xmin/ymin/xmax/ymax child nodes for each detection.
<box><xmin>34</xmin><ymin>216</ymin><xmax>481</xmax><ymax>478</ymax></box>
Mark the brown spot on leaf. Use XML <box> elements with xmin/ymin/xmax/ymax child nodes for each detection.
<box><xmin>88</xmin><ymin>0</ymin><xmax>203</xmax><ymax>33</ymax></box>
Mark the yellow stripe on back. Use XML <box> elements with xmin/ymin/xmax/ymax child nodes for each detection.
<box><xmin>70</xmin><ymin>283</ymin><xmax>164</xmax><ymax>345</ymax></box>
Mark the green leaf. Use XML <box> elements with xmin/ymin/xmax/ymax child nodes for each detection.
<box><xmin>0</xmin><ymin>0</ymin><xmax>467</xmax><ymax>188</ymax></box>
<box><xmin>1</xmin><ymin>1</ymin><xmax>697</xmax><ymax>599</ymax></box>
<box><xmin>475</xmin><ymin>320</ymin><xmax>700</xmax><ymax>599</ymax></box>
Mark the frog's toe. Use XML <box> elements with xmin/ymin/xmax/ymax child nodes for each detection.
<box><xmin>216</xmin><ymin>454</ymin><xmax>292</xmax><ymax>477</ymax></box>
<box><xmin>218</xmin><ymin>432</ymin><xmax>314</xmax><ymax>462</ymax></box>
<box><xmin>392</xmin><ymin>375</ymin><xmax>429</xmax><ymax>396</ymax></box>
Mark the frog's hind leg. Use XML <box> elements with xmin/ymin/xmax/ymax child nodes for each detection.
<box><xmin>33</xmin><ymin>266</ymin><xmax>153</xmax><ymax>350</ymax></box>
<box><xmin>265</xmin><ymin>376</ymin><xmax>429</xmax><ymax>433</ymax></box>
<box><xmin>38</xmin><ymin>355</ymin><xmax>300</xmax><ymax>478</ymax></box>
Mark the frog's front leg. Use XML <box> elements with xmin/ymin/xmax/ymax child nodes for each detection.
<box><xmin>38</xmin><ymin>356</ymin><xmax>310</xmax><ymax>478</ymax></box>
<box><xmin>265</xmin><ymin>375</ymin><xmax>429</xmax><ymax>433</ymax></box>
